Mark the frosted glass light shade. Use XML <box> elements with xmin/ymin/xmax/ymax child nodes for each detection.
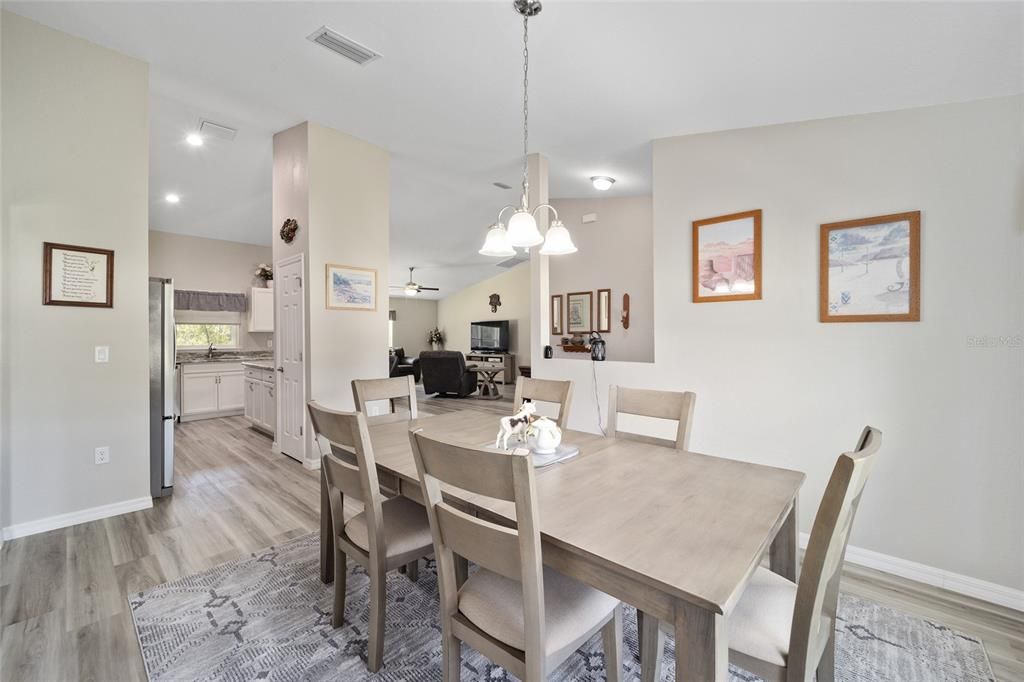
<box><xmin>539</xmin><ymin>220</ymin><xmax>577</xmax><ymax>255</ymax></box>
<box><xmin>479</xmin><ymin>223</ymin><xmax>516</xmax><ymax>257</ymax></box>
<box><xmin>404</xmin><ymin>286</ymin><xmax>418</xmax><ymax>296</ymax></box>
<box><xmin>507</xmin><ymin>209</ymin><xmax>544</xmax><ymax>247</ymax></box>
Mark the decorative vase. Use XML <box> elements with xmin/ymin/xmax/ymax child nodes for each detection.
<box><xmin>527</xmin><ymin>417</ymin><xmax>562</xmax><ymax>455</ymax></box>
<box><xmin>265</xmin><ymin>280</ymin><xmax>274</xmax><ymax>289</ymax></box>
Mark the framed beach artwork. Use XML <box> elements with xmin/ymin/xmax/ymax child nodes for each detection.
<box><xmin>325</xmin><ymin>264</ymin><xmax>377</xmax><ymax>311</ymax></box>
<box><xmin>819</xmin><ymin>211</ymin><xmax>920</xmax><ymax>322</ymax></box>
<box><xmin>43</xmin><ymin>242</ymin><xmax>114</xmax><ymax>308</ymax></box>
<box><xmin>692</xmin><ymin>210</ymin><xmax>762</xmax><ymax>303</ymax></box>
<box><xmin>566</xmin><ymin>291</ymin><xmax>593</xmax><ymax>334</ymax></box>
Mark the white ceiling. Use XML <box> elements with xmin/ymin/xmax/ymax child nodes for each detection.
<box><xmin>8</xmin><ymin>2</ymin><xmax>1022</xmax><ymax>299</ymax></box>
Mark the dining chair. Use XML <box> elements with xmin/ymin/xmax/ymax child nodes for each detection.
<box><xmin>639</xmin><ymin>426</ymin><xmax>882</xmax><ymax>682</ymax></box>
<box><xmin>409</xmin><ymin>428</ymin><xmax>623</xmax><ymax>682</ymax></box>
<box><xmin>513</xmin><ymin>377</ymin><xmax>573</xmax><ymax>427</ymax></box>
<box><xmin>606</xmin><ymin>385</ymin><xmax>696</xmax><ymax>450</ymax></box>
<box><xmin>352</xmin><ymin>375</ymin><xmax>418</xmax><ymax>418</ymax></box>
<box><xmin>307</xmin><ymin>401</ymin><xmax>434</xmax><ymax>672</ymax></box>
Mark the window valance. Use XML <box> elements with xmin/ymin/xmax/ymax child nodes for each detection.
<box><xmin>173</xmin><ymin>289</ymin><xmax>248</xmax><ymax>312</ymax></box>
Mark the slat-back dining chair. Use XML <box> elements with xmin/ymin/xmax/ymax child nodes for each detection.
<box><xmin>409</xmin><ymin>428</ymin><xmax>623</xmax><ymax>682</ymax></box>
<box><xmin>513</xmin><ymin>377</ymin><xmax>573</xmax><ymax>427</ymax></box>
<box><xmin>640</xmin><ymin>426</ymin><xmax>882</xmax><ymax>682</ymax></box>
<box><xmin>352</xmin><ymin>375</ymin><xmax>418</xmax><ymax>418</ymax></box>
<box><xmin>307</xmin><ymin>401</ymin><xmax>434</xmax><ymax>672</ymax></box>
<box><xmin>606</xmin><ymin>385</ymin><xmax>696</xmax><ymax>450</ymax></box>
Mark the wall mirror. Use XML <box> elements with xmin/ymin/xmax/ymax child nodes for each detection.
<box><xmin>597</xmin><ymin>288</ymin><xmax>611</xmax><ymax>333</ymax></box>
<box><xmin>551</xmin><ymin>294</ymin><xmax>564</xmax><ymax>335</ymax></box>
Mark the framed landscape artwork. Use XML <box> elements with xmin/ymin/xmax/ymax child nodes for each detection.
<box><xmin>567</xmin><ymin>291</ymin><xmax>593</xmax><ymax>334</ymax></box>
<box><xmin>43</xmin><ymin>242</ymin><xmax>114</xmax><ymax>308</ymax></box>
<box><xmin>819</xmin><ymin>211</ymin><xmax>920</xmax><ymax>322</ymax></box>
<box><xmin>551</xmin><ymin>294</ymin><xmax>563</xmax><ymax>335</ymax></box>
<box><xmin>692</xmin><ymin>210</ymin><xmax>762</xmax><ymax>302</ymax></box>
<box><xmin>325</xmin><ymin>264</ymin><xmax>377</xmax><ymax>311</ymax></box>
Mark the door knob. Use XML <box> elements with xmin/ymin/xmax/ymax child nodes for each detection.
<box><xmin>277</xmin><ymin>367</ymin><xmax>284</xmax><ymax>372</ymax></box>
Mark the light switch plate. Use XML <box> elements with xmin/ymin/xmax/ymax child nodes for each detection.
<box><xmin>95</xmin><ymin>446</ymin><xmax>110</xmax><ymax>464</ymax></box>
<box><xmin>95</xmin><ymin>346</ymin><xmax>110</xmax><ymax>363</ymax></box>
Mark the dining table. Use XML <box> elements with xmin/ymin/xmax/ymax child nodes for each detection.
<box><xmin>319</xmin><ymin>409</ymin><xmax>805</xmax><ymax>681</ymax></box>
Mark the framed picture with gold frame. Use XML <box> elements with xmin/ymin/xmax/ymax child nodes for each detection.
<box><xmin>692</xmin><ymin>210</ymin><xmax>762</xmax><ymax>303</ymax></box>
<box><xmin>325</xmin><ymin>264</ymin><xmax>377</xmax><ymax>311</ymax></box>
<box><xmin>819</xmin><ymin>211</ymin><xmax>920</xmax><ymax>322</ymax></box>
<box><xmin>550</xmin><ymin>294</ymin><xmax>564</xmax><ymax>335</ymax></box>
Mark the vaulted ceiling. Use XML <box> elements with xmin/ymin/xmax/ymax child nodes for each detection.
<box><xmin>8</xmin><ymin>1</ymin><xmax>1022</xmax><ymax>298</ymax></box>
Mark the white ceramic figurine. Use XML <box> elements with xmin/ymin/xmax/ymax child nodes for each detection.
<box><xmin>495</xmin><ymin>402</ymin><xmax>537</xmax><ymax>450</ymax></box>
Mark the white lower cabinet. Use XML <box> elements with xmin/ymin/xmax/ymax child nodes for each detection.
<box><xmin>243</xmin><ymin>365</ymin><xmax>276</xmax><ymax>436</ymax></box>
<box><xmin>180</xmin><ymin>363</ymin><xmax>245</xmax><ymax>421</ymax></box>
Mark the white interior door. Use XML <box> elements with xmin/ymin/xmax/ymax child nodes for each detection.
<box><xmin>276</xmin><ymin>255</ymin><xmax>305</xmax><ymax>462</ymax></box>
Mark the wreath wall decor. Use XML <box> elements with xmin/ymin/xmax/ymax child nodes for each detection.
<box><xmin>279</xmin><ymin>218</ymin><xmax>299</xmax><ymax>244</ymax></box>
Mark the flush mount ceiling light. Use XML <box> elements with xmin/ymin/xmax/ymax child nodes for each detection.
<box><xmin>185</xmin><ymin>133</ymin><xmax>203</xmax><ymax>147</ymax></box>
<box><xmin>479</xmin><ymin>0</ymin><xmax>577</xmax><ymax>258</ymax></box>
<box><xmin>165</xmin><ymin>193</ymin><xmax>180</xmax><ymax>204</ymax></box>
<box><xmin>591</xmin><ymin>176</ymin><xmax>615</xmax><ymax>191</ymax></box>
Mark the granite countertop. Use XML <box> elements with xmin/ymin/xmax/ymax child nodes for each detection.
<box><xmin>240</xmin><ymin>360</ymin><xmax>275</xmax><ymax>370</ymax></box>
<box><xmin>177</xmin><ymin>351</ymin><xmax>274</xmax><ymax>365</ymax></box>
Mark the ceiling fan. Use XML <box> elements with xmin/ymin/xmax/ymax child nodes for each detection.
<box><xmin>390</xmin><ymin>267</ymin><xmax>439</xmax><ymax>297</ymax></box>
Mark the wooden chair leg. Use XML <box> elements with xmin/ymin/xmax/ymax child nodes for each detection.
<box><xmin>636</xmin><ymin>610</ymin><xmax>645</xmax><ymax>660</ymax></box>
<box><xmin>639</xmin><ymin>612</ymin><xmax>665</xmax><ymax>682</ymax></box>
<box><xmin>601</xmin><ymin>605</ymin><xmax>623</xmax><ymax>682</ymax></box>
<box><xmin>331</xmin><ymin>549</ymin><xmax>347</xmax><ymax>628</ymax></box>
<box><xmin>406</xmin><ymin>559</ymin><xmax>419</xmax><ymax>582</ymax></box>
<box><xmin>367</xmin><ymin>566</ymin><xmax>387</xmax><ymax>672</ymax></box>
<box><xmin>817</xmin><ymin>626</ymin><xmax>836</xmax><ymax>682</ymax></box>
<box><xmin>443</xmin><ymin>631</ymin><xmax>461</xmax><ymax>682</ymax></box>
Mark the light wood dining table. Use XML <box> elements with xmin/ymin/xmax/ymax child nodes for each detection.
<box><xmin>319</xmin><ymin>410</ymin><xmax>804</xmax><ymax>681</ymax></box>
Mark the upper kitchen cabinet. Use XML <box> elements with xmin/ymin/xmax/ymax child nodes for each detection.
<box><xmin>248</xmin><ymin>287</ymin><xmax>274</xmax><ymax>332</ymax></box>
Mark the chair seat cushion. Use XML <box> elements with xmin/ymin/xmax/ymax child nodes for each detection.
<box><xmin>728</xmin><ymin>567</ymin><xmax>798</xmax><ymax>667</ymax></box>
<box><xmin>458</xmin><ymin>567</ymin><xmax>618</xmax><ymax>655</ymax></box>
<box><xmin>343</xmin><ymin>496</ymin><xmax>433</xmax><ymax>559</ymax></box>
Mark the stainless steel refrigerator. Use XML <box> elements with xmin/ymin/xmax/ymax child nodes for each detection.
<box><xmin>149</xmin><ymin>277</ymin><xmax>175</xmax><ymax>498</ymax></box>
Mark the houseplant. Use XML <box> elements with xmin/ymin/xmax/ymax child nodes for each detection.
<box><xmin>255</xmin><ymin>264</ymin><xmax>273</xmax><ymax>288</ymax></box>
<box><xmin>428</xmin><ymin>327</ymin><xmax>444</xmax><ymax>351</ymax></box>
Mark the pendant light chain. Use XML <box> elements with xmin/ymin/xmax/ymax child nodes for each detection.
<box><xmin>521</xmin><ymin>13</ymin><xmax>530</xmax><ymax>204</ymax></box>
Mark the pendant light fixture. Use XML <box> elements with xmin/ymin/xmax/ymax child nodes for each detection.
<box><xmin>479</xmin><ymin>0</ymin><xmax>577</xmax><ymax>258</ymax></box>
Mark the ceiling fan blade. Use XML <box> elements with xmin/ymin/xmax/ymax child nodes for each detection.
<box><xmin>419</xmin><ymin>286</ymin><xmax>440</xmax><ymax>291</ymax></box>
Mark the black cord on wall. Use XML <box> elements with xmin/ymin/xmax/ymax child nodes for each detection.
<box><xmin>592</xmin><ymin>359</ymin><xmax>606</xmax><ymax>436</ymax></box>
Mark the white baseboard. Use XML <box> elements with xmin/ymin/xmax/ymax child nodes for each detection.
<box><xmin>799</xmin><ymin>532</ymin><xmax>1024</xmax><ymax>612</ymax></box>
<box><xmin>303</xmin><ymin>457</ymin><xmax>321</xmax><ymax>471</ymax></box>
<box><xmin>1</xmin><ymin>496</ymin><xmax>153</xmax><ymax>541</ymax></box>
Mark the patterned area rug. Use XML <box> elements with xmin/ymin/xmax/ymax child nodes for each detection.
<box><xmin>129</xmin><ymin>534</ymin><xmax>994</xmax><ymax>681</ymax></box>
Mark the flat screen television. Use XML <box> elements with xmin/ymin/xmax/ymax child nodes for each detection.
<box><xmin>470</xmin><ymin>320</ymin><xmax>510</xmax><ymax>352</ymax></box>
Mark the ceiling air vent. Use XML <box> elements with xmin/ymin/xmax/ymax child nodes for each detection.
<box><xmin>496</xmin><ymin>253</ymin><xmax>529</xmax><ymax>268</ymax></box>
<box><xmin>198</xmin><ymin>120</ymin><xmax>237</xmax><ymax>142</ymax></box>
<box><xmin>307</xmin><ymin>26</ymin><xmax>380</xmax><ymax>65</ymax></box>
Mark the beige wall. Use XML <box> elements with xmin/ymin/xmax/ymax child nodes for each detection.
<box><xmin>1</xmin><ymin>13</ymin><xmax>150</xmax><ymax>532</ymax></box>
<box><xmin>273</xmin><ymin>122</ymin><xmax>390</xmax><ymax>465</ymax></box>
<box><xmin>437</xmin><ymin>263</ymin><xmax>531</xmax><ymax>366</ymax></box>
<box><xmin>548</xmin><ymin>196</ymin><xmax>654</xmax><ymax>362</ymax></box>
<box><xmin>149</xmin><ymin>230</ymin><xmax>273</xmax><ymax>350</ymax></box>
<box><xmin>389</xmin><ymin>297</ymin><xmax>437</xmax><ymax>358</ymax></box>
<box><xmin>535</xmin><ymin>95</ymin><xmax>1024</xmax><ymax>593</ymax></box>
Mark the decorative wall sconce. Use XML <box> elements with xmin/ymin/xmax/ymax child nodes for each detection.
<box><xmin>489</xmin><ymin>293</ymin><xmax>502</xmax><ymax>313</ymax></box>
<box><xmin>621</xmin><ymin>293</ymin><xmax>630</xmax><ymax>329</ymax></box>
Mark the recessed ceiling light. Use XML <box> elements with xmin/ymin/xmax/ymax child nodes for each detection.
<box><xmin>165</xmin><ymin>193</ymin><xmax>180</xmax><ymax>204</ymax></box>
<box><xmin>185</xmin><ymin>133</ymin><xmax>203</xmax><ymax>147</ymax></box>
<box><xmin>591</xmin><ymin>176</ymin><xmax>616</xmax><ymax>191</ymax></box>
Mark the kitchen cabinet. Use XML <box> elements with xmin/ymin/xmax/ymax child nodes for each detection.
<box><xmin>180</xmin><ymin>363</ymin><xmax>245</xmax><ymax>421</ymax></box>
<box><xmin>243</xmin><ymin>364</ymin><xmax>276</xmax><ymax>436</ymax></box>
<box><xmin>248</xmin><ymin>287</ymin><xmax>274</xmax><ymax>332</ymax></box>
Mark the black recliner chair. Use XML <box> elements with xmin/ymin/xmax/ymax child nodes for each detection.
<box><xmin>389</xmin><ymin>347</ymin><xmax>421</xmax><ymax>382</ymax></box>
<box><xmin>419</xmin><ymin>351</ymin><xmax>478</xmax><ymax>398</ymax></box>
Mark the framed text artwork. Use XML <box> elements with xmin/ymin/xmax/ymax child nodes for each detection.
<box><xmin>43</xmin><ymin>242</ymin><xmax>114</xmax><ymax>308</ymax></box>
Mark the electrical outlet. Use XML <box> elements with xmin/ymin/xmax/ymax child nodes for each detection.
<box><xmin>95</xmin><ymin>446</ymin><xmax>110</xmax><ymax>464</ymax></box>
<box><xmin>266</xmin><ymin>339</ymin><xmax>273</xmax><ymax>349</ymax></box>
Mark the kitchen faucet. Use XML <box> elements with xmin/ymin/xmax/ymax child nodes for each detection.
<box><xmin>206</xmin><ymin>343</ymin><xmax>215</xmax><ymax>359</ymax></box>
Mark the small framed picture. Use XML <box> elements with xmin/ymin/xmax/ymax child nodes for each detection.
<box><xmin>43</xmin><ymin>242</ymin><xmax>114</xmax><ymax>308</ymax></box>
<box><xmin>596</xmin><ymin>288</ymin><xmax>611</xmax><ymax>333</ymax></box>
<box><xmin>567</xmin><ymin>291</ymin><xmax>593</xmax><ymax>334</ymax></box>
<box><xmin>820</xmin><ymin>211</ymin><xmax>920</xmax><ymax>322</ymax></box>
<box><xmin>550</xmin><ymin>294</ymin><xmax>564</xmax><ymax>335</ymax></box>
<box><xmin>325</xmin><ymin>264</ymin><xmax>377</xmax><ymax>311</ymax></box>
<box><xmin>692</xmin><ymin>210</ymin><xmax>762</xmax><ymax>303</ymax></box>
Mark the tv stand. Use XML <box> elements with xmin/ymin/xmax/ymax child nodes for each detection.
<box><xmin>466</xmin><ymin>352</ymin><xmax>516</xmax><ymax>385</ymax></box>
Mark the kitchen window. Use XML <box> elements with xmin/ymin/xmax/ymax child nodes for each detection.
<box><xmin>175</xmin><ymin>323</ymin><xmax>240</xmax><ymax>349</ymax></box>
